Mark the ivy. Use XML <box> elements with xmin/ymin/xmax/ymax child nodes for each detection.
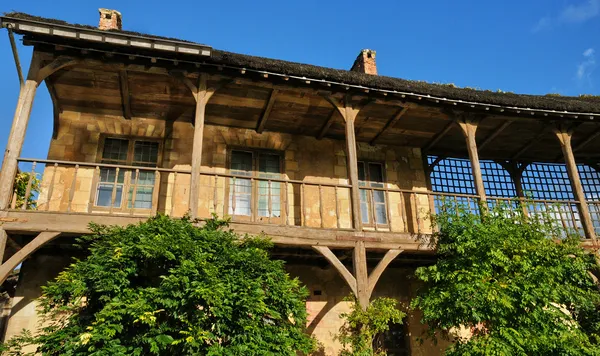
<box><xmin>412</xmin><ymin>202</ymin><xmax>600</xmax><ymax>355</ymax></box>
<box><xmin>2</xmin><ymin>215</ymin><xmax>316</xmax><ymax>355</ymax></box>
<box><xmin>12</xmin><ymin>172</ymin><xmax>40</xmax><ymax>209</ymax></box>
<box><xmin>337</xmin><ymin>296</ymin><xmax>405</xmax><ymax>356</ymax></box>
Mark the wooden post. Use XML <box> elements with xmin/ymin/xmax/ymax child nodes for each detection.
<box><xmin>555</xmin><ymin>129</ymin><xmax>597</xmax><ymax>241</ymax></box>
<box><xmin>0</xmin><ymin>229</ymin><xmax>7</xmax><ymax>264</ymax></box>
<box><xmin>353</xmin><ymin>240</ymin><xmax>369</xmax><ymax>310</ymax></box>
<box><xmin>0</xmin><ymin>54</ymin><xmax>41</xmax><ymax>210</ymax></box>
<box><xmin>0</xmin><ymin>51</ymin><xmax>79</xmax><ymax>211</ymax></box>
<box><xmin>457</xmin><ymin>116</ymin><xmax>487</xmax><ymax>205</ymax></box>
<box><xmin>187</xmin><ymin>73</ymin><xmax>218</xmax><ymax>219</ymax></box>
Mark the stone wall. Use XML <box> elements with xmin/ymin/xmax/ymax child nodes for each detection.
<box><xmin>36</xmin><ymin>111</ymin><xmax>431</xmax><ymax>232</ymax></box>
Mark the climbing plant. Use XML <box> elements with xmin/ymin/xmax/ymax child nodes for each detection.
<box><xmin>12</xmin><ymin>172</ymin><xmax>39</xmax><ymax>209</ymax></box>
<box><xmin>412</xmin><ymin>202</ymin><xmax>600</xmax><ymax>355</ymax></box>
<box><xmin>2</xmin><ymin>215</ymin><xmax>316</xmax><ymax>355</ymax></box>
<box><xmin>337</xmin><ymin>296</ymin><xmax>405</xmax><ymax>356</ymax></box>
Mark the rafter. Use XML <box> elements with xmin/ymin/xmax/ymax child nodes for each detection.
<box><xmin>422</xmin><ymin>121</ymin><xmax>454</xmax><ymax>152</ymax></box>
<box><xmin>574</xmin><ymin>127</ymin><xmax>600</xmax><ymax>153</ymax></box>
<box><xmin>478</xmin><ymin>120</ymin><xmax>512</xmax><ymax>151</ymax></box>
<box><xmin>317</xmin><ymin>109</ymin><xmax>338</xmax><ymax>139</ymax></box>
<box><xmin>118</xmin><ymin>70</ymin><xmax>132</xmax><ymax>120</ymax></box>
<box><xmin>370</xmin><ymin>106</ymin><xmax>409</xmax><ymax>145</ymax></box>
<box><xmin>256</xmin><ymin>89</ymin><xmax>279</xmax><ymax>133</ymax></box>
<box><xmin>511</xmin><ymin>127</ymin><xmax>548</xmax><ymax>159</ymax></box>
<box><xmin>0</xmin><ymin>232</ymin><xmax>61</xmax><ymax>285</ymax></box>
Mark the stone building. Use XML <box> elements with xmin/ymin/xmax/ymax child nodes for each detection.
<box><xmin>0</xmin><ymin>9</ymin><xmax>599</xmax><ymax>355</ymax></box>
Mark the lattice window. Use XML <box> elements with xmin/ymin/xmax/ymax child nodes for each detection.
<box><xmin>428</xmin><ymin>157</ymin><xmax>476</xmax><ymax>195</ymax></box>
<box><xmin>579</xmin><ymin>165</ymin><xmax>600</xmax><ymax>235</ymax></box>
<box><xmin>521</xmin><ymin>163</ymin><xmax>573</xmax><ymax>200</ymax></box>
<box><xmin>480</xmin><ymin>161</ymin><xmax>517</xmax><ymax>198</ymax></box>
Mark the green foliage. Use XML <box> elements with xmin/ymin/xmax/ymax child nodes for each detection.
<box><xmin>412</xmin><ymin>202</ymin><xmax>600</xmax><ymax>355</ymax></box>
<box><xmin>4</xmin><ymin>215</ymin><xmax>315</xmax><ymax>355</ymax></box>
<box><xmin>12</xmin><ymin>172</ymin><xmax>40</xmax><ymax>209</ymax></box>
<box><xmin>337</xmin><ymin>296</ymin><xmax>405</xmax><ymax>356</ymax></box>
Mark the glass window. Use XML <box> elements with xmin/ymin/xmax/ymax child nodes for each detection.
<box><xmin>228</xmin><ymin>150</ymin><xmax>282</xmax><ymax>218</ymax></box>
<box><xmin>358</xmin><ymin>161</ymin><xmax>387</xmax><ymax>225</ymax></box>
<box><xmin>95</xmin><ymin>138</ymin><xmax>159</xmax><ymax>210</ymax></box>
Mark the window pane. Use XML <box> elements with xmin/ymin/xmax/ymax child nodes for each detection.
<box><xmin>129</xmin><ymin>186</ymin><xmax>153</xmax><ymax>209</ymax></box>
<box><xmin>99</xmin><ymin>168</ymin><xmax>125</xmax><ymax>184</ymax></box>
<box><xmin>369</xmin><ymin>163</ymin><xmax>384</xmax><ymax>183</ymax></box>
<box><xmin>96</xmin><ymin>184</ymin><xmax>123</xmax><ymax>207</ymax></box>
<box><xmin>358</xmin><ymin>162</ymin><xmax>366</xmax><ymax>185</ymax></box>
<box><xmin>259</xmin><ymin>154</ymin><xmax>280</xmax><ymax>178</ymax></box>
<box><xmin>376</xmin><ymin>204</ymin><xmax>387</xmax><ymax>225</ymax></box>
<box><xmin>231</xmin><ymin>151</ymin><xmax>253</xmax><ymax>176</ymax></box>
<box><xmin>133</xmin><ymin>141</ymin><xmax>159</xmax><ymax>165</ymax></box>
<box><xmin>102</xmin><ymin>138</ymin><xmax>128</xmax><ymax>162</ymax></box>
<box><xmin>361</xmin><ymin>201</ymin><xmax>371</xmax><ymax>224</ymax></box>
<box><xmin>229</xmin><ymin>178</ymin><xmax>252</xmax><ymax>216</ymax></box>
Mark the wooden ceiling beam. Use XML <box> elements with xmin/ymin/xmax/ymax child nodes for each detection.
<box><xmin>118</xmin><ymin>70</ymin><xmax>132</xmax><ymax>120</ymax></box>
<box><xmin>256</xmin><ymin>89</ymin><xmax>279</xmax><ymax>133</ymax></box>
<box><xmin>422</xmin><ymin>121</ymin><xmax>454</xmax><ymax>152</ymax></box>
<box><xmin>574</xmin><ymin>127</ymin><xmax>600</xmax><ymax>153</ymax></box>
<box><xmin>511</xmin><ymin>127</ymin><xmax>548</xmax><ymax>159</ymax></box>
<box><xmin>317</xmin><ymin>109</ymin><xmax>338</xmax><ymax>140</ymax></box>
<box><xmin>370</xmin><ymin>106</ymin><xmax>409</xmax><ymax>146</ymax></box>
<box><xmin>478</xmin><ymin>120</ymin><xmax>512</xmax><ymax>151</ymax></box>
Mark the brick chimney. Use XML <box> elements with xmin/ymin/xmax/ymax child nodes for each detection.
<box><xmin>98</xmin><ymin>8</ymin><xmax>122</xmax><ymax>31</ymax></box>
<box><xmin>350</xmin><ymin>49</ymin><xmax>377</xmax><ymax>75</ymax></box>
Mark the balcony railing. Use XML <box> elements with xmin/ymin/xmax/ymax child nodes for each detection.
<box><xmin>7</xmin><ymin>158</ymin><xmax>599</xmax><ymax>238</ymax></box>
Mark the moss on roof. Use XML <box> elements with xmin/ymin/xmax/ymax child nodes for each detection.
<box><xmin>4</xmin><ymin>11</ymin><xmax>600</xmax><ymax>114</ymax></box>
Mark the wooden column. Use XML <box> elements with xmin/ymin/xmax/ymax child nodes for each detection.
<box><xmin>345</xmin><ymin>108</ymin><xmax>362</xmax><ymax>230</ymax></box>
<box><xmin>457</xmin><ymin>117</ymin><xmax>487</xmax><ymax>204</ymax></box>
<box><xmin>555</xmin><ymin>129</ymin><xmax>597</xmax><ymax>241</ymax></box>
<box><xmin>324</xmin><ymin>95</ymin><xmax>364</xmax><ymax>230</ymax></box>
<box><xmin>353</xmin><ymin>241</ymin><xmax>369</xmax><ymax>310</ymax></box>
<box><xmin>0</xmin><ymin>229</ymin><xmax>7</xmax><ymax>264</ymax></box>
<box><xmin>189</xmin><ymin>74</ymin><xmax>216</xmax><ymax>219</ymax></box>
<box><xmin>0</xmin><ymin>54</ymin><xmax>41</xmax><ymax>210</ymax></box>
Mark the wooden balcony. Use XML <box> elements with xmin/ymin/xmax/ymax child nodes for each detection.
<box><xmin>4</xmin><ymin>158</ymin><xmax>598</xmax><ymax>251</ymax></box>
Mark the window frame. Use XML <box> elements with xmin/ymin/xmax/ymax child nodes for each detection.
<box><xmin>225</xmin><ymin>147</ymin><xmax>285</xmax><ymax>223</ymax></box>
<box><xmin>90</xmin><ymin>135</ymin><xmax>163</xmax><ymax>213</ymax></box>
<box><xmin>358</xmin><ymin>160</ymin><xmax>389</xmax><ymax>227</ymax></box>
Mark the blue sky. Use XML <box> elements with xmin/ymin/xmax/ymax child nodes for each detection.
<box><xmin>0</xmin><ymin>0</ymin><xmax>599</xmax><ymax>163</ymax></box>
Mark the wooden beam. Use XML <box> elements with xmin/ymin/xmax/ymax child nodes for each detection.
<box><xmin>45</xmin><ymin>77</ymin><xmax>62</xmax><ymax>139</ymax></box>
<box><xmin>574</xmin><ymin>127</ymin><xmax>600</xmax><ymax>153</ymax></box>
<box><xmin>353</xmin><ymin>241</ymin><xmax>369</xmax><ymax>310</ymax></box>
<box><xmin>312</xmin><ymin>245</ymin><xmax>358</xmax><ymax>296</ymax></box>
<box><xmin>422</xmin><ymin>121</ymin><xmax>454</xmax><ymax>152</ymax></box>
<box><xmin>511</xmin><ymin>127</ymin><xmax>548</xmax><ymax>159</ymax></box>
<box><xmin>317</xmin><ymin>109</ymin><xmax>338</xmax><ymax>140</ymax></box>
<box><xmin>478</xmin><ymin>120</ymin><xmax>512</xmax><ymax>151</ymax></box>
<box><xmin>118</xmin><ymin>70</ymin><xmax>133</xmax><ymax>120</ymax></box>
<box><xmin>0</xmin><ymin>229</ymin><xmax>6</xmax><ymax>265</ymax></box>
<box><xmin>36</xmin><ymin>56</ymin><xmax>80</xmax><ymax>83</ymax></box>
<box><xmin>555</xmin><ymin>130</ymin><xmax>597</xmax><ymax>242</ymax></box>
<box><xmin>0</xmin><ymin>51</ymin><xmax>42</xmax><ymax>210</ymax></box>
<box><xmin>367</xmin><ymin>249</ymin><xmax>403</xmax><ymax>300</ymax></box>
<box><xmin>370</xmin><ymin>106</ymin><xmax>409</xmax><ymax>145</ymax></box>
<box><xmin>256</xmin><ymin>89</ymin><xmax>278</xmax><ymax>133</ymax></box>
<box><xmin>0</xmin><ymin>231</ymin><xmax>60</xmax><ymax>285</ymax></box>
<box><xmin>457</xmin><ymin>118</ymin><xmax>487</xmax><ymax>203</ymax></box>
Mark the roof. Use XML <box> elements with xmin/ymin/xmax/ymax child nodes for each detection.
<box><xmin>4</xmin><ymin>11</ymin><xmax>600</xmax><ymax>115</ymax></box>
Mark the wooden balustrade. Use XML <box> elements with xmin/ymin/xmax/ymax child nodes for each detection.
<box><xmin>7</xmin><ymin>158</ymin><xmax>600</xmax><ymax>238</ymax></box>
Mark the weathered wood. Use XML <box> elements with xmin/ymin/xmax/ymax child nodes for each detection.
<box><xmin>367</xmin><ymin>249</ymin><xmax>403</xmax><ymax>300</ymax></box>
<box><xmin>345</xmin><ymin>109</ymin><xmax>362</xmax><ymax>230</ymax></box>
<box><xmin>478</xmin><ymin>120</ymin><xmax>512</xmax><ymax>151</ymax></box>
<box><xmin>574</xmin><ymin>127</ymin><xmax>600</xmax><ymax>153</ymax></box>
<box><xmin>317</xmin><ymin>109</ymin><xmax>337</xmax><ymax>140</ymax></box>
<box><xmin>422</xmin><ymin>121</ymin><xmax>454</xmax><ymax>152</ymax></box>
<box><xmin>0</xmin><ymin>52</ymin><xmax>42</xmax><ymax>210</ymax></box>
<box><xmin>370</xmin><ymin>106</ymin><xmax>409</xmax><ymax>145</ymax></box>
<box><xmin>0</xmin><ymin>229</ymin><xmax>7</xmax><ymax>264</ymax></box>
<box><xmin>511</xmin><ymin>127</ymin><xmax>548</xmax><ymax>159</ymax></box>
<box><xmin>353</xmin><ymin>240</ymin><xmax>369</xmax><ymax>310</ymax></box>
<box><xmin>0</xmin><ymin>232</ymin><xmax>61</xmax><ymax>285</ymax></box>
<box><xmin>457</xmin><ymin>118</ymin><xmax>487</xmax><ymax>203</ymax></box>
<box><xmin>119</xmin><ymin>70</ymin><xmax>133</xmax><ymax>120</ymax></box>
<box><xmin>256</xmin><ymin>89</ymin><xmax>278</xmax><ymax>133</ymax></box>
<box><xmin>36</xmin><ymin>56</ymin><xmax>80</xmax><ymax>83</ymax></box>
<box><xmin>555</xmin><ymin>130</ymin><xmax>597</xmax><ymax>242</ymax></box>
<box><xmin>313</xmin><ymin>245</ymin><xmax>358</xmax><ymax>296</ymax></box>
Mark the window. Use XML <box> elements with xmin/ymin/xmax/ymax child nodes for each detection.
<box><xmin>373</xmin><ymin>322</ymin><xmax>410</xmax><ymax>355</ymax></box>
<box><xmin>95</xmin><ymin>137</ymin><xmax>160</xmax><ymax>210</ymax></box>
<box><xmin>358</xmin><ymin>161</ymin><xmax>387</xmax><ymax>226</ymax></box>
<box><xmin>228</xmin><ymin>150</ymin><xmax>282</xmax><ymax>219</ymax></box>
